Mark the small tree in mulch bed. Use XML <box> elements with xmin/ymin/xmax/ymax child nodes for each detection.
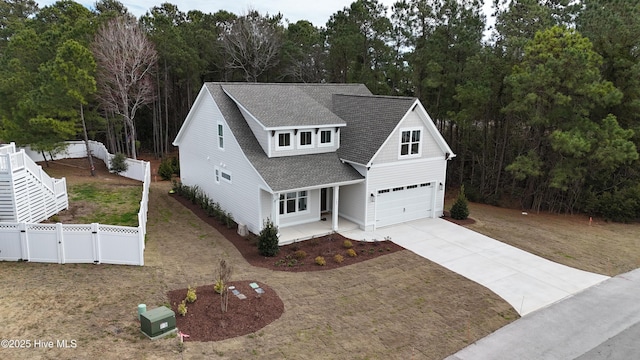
<box><xmin>215</xmin><ymin>259</ymin><xmax>232</xmax><ymax>313</ymax></box>
<box><xmin>258</xmin><ymin>219</ymin><xmax>279</xmax><ymax>257</ymax></box>
<box><xmin>450</xmin><ymin>185</ymin><xmax>470</xmax><ymax>220</ymax></box>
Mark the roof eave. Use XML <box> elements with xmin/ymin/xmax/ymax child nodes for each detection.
<box><xmin>272</xmin><ymin>178</ymin><xmax>365</xmax><ymax>194</ymax></box>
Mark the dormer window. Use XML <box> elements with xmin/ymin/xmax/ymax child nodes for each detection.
<box><xmin>299</xmin><ymin>130</ymin><xmax>313</xmax><ymax>148</ymax></box>
<box><xmin>400</xmin><ymin>128</ymin><xmax>422</xmax><ymax>157</ymax></box>
<box><xmin>319</xmin><ymin>129</ymin><xmax>333</xmax><ymax>146</ymax></box>
<box><xmin>276</xmin><ymin>131</ymin><xmax>293</xmax><ymax>150</ymax></box>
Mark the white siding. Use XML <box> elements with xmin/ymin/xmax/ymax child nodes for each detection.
<box><xmin>260</xmin><ymin>189</ymin><xmax>273</xmax><ymax>227</ymax></box>
<box><xmin>373</xmin><ymin>110</ymin><xmax>444</xmax><ymax>165</ymax></box>
<box><xmin>269</xmin><ymin>128</ymin><xmax>340</xmax><ymax>157</ymax></box>
<box><xmin>277</xmin><ymin>189</ymin><xmax>321</xmax><ymax>227</ymax></box>
<box><xmin>365</xmin><ymin>158</ymin><xmax>447</xmax><ymax>228</ymax></box>
<box><xmin>338</xmin><ymin>182</ymin><xmax>366</xmax><ymax>228</ymax></box>
<box><xmin>240</xmin><ymin>107</ymin><xmax>270</xmax><ymax>155</ymax></box>
<box><xmin>177</xmin><ymin>90</ymin><xmax>268</xmax><ymax>234</ymax></box>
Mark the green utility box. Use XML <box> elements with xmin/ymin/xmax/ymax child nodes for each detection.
<box><xmin>140</xmin><ymin>306</ymin><xmax>177</xmax><ymax>339</ymax></box>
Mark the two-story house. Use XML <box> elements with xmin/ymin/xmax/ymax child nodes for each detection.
<box><xmin>173</xmin><ymin>83</ymin><xmax>454</xmax><ymax>243</ymax></box>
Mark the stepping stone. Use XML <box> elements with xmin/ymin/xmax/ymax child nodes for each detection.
<box><xmin>231</xmin><ymin>289</ymin><xmax>240</xmax><ymax>296</ymax></box>
<box><xmin>255</xmin><ymin>288</ymin><xmax>265</xmax><ymax>294</ymax></box>
<box><xmin>237</xmin><ymin>294</ymin><xmax>247</xmax><ymax>300</ymax></box>
<box><xmin>249</xmin><ymin>282</ymin><xmax>259</xmax><ymax>289</ymax></box>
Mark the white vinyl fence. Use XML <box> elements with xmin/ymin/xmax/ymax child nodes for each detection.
<box><xmin>0</xmin><ymin>141</ymin><xmax>150</xmax><ymax>266</ymax></box>
<box><xmin>23</xmin><ymin>140</ymin><xmax>148</xmax><ymax>181</ymax></box>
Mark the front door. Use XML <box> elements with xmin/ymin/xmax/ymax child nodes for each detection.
<box><xmin>320</xmin><ymin>188</ymin><xmax>327</xmax><ymax>212</ymax></box>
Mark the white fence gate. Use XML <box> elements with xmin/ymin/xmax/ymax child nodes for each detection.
<box><xmin>0</xmin><ymin>141</ymin><xmax>150</xmax><ymax>266</ymax></box>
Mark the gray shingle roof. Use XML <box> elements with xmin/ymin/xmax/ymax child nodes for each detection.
<box><xmin>206</xmin><ymin>83</ymin><xmax>364</xmax><ymax>192</ymax></box>
<box><xmin>221</xmin><ymin>83</ymin><xmax>369</xmax><ymax>128</ymax></box>
<box><xmin>334</xmin><ymin>94</ymin><xmax>417</xmax><ymax>166</ymax></box>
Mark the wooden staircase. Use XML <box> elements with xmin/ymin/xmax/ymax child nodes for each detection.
<box><xmin>0</xmin><ymin>143</ymin><xmax>68</xmax><ymax>223</ymax></box>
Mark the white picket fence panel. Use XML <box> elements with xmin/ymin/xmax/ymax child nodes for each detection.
<box><xmin>0</xmin><ymin>223</ymin><xmax>143</xmax><ymax>266</ymax></box>
<box><xmin>0</xmin><ymin>141</ymin><xmax>150</xmax><ymax>266</ymax></box>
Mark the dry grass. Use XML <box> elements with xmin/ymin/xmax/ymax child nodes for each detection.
<box><xmin>1</xmin><ymin>162</ymin><xmax>638</xmax><ymax>359</ymax></box>
<box><xmin>463</xmin><ymin>202</ymin><xmax>640</xmax><ymax>276</ymax></box>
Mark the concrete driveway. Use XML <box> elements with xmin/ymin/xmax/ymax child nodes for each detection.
<box><xmin>340</xmin><ymin>218</ymin><xmax>609</xmax><ymax>316</ymax></box>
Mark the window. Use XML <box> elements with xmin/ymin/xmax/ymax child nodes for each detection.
<box><xmin>420</xmin><ymin>182</ymin><xmax>431</xmax><ymax>187</ymax></box>
<box><xmin>378</xmin><ymin>189</ymin><xmax>390</xmax><ymax>194</ymax></box>
<box><xmin>392</xmin><ymin>187</ymin><xmax>404</xmax><ymax>192</ymax></box>
<box><xmin>407</xmin><ymin>184</ymin><xmax>418</xmax><ymax>189</ymax></box>
<box><xmin>217</xmin><ymin>123</ymin><xmax>224</xmax><ymax>149</ymax></box>
<box><xmin>320</xmin><ymin>130</ymin><xmax>332</xmax><ymax>146</ymax></box>
<box><xmin>400</xmin><ymin>129</ymin><xmax>422</xmax><ymax>157</ymax></box>
<box><xmin>299</xmin><ymin>131</ymin><xmax>312</xmax><ymax>147</ymax></box>
<box><xmin>276</xmin><ymin>131</ymin><xmax>293</xmax><ymax>150</ymax></box>
<box><xmin>221</xmin><ymin>171</ymin><xmax>231</xmax><ymax>183</ymax></box>
<box><xmin>279</xmin><ymin>133</ymin><xmax>290</xmax><ymax>147</ymax></box>
<box><xmin>215</xmin><ymin>167</ymin><xmax>231</xmax><ymax>183</ymax></box>
<box><xmin>279</xmin><ymin>191</ymin><xmax>308</xmax><ymax>215</ymax></box>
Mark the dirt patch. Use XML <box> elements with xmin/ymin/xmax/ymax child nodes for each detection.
<box><xmin>167</xmin><ymin>281</ymin><xmax>284</xmax><ymax>342</ymax></box>
<box><xmin>170</xmin><ymin>193</ymin><xmax>404</xmax><ymax>272</ymax></box>
<box><xmin>39</xmin><ymin>157</ymin><xmax>140</xmax><ymax>186</ymax></box>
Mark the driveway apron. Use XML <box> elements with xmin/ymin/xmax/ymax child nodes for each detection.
<box><xmin>340</xmin><ymin>218</ymin><xmax>609</xmax><ymax>316</ymax></box>
<box><xmin>446</xmin><ymin>268</ymin><xmax>640</xmax><ymax>360</ymax></box>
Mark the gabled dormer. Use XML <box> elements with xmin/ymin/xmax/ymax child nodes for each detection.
<box><xmin>221</xmin><ymin>84</ymin><xmax>345</xmax><ymax>158</ymax></box>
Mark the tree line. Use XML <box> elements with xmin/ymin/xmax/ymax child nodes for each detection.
<box><xmin>1</xmin><ymin>0</ymin><xmax>639</xmax><ymax>221</ymax></box>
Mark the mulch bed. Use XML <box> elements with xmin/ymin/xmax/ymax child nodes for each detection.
<box><xmin>442</xmin><ymin>211</ymin><xmax>476</xmax><ymax>226</ymax></box>
<box><xmin>169</xmin><ymin>192</ymin><xmax>405</xmax><ymax>272</ymax></box>
<box><xmin>167</xmin><ymin>281</ymin><xmax>284</xmax><ymax>342</ymax></box>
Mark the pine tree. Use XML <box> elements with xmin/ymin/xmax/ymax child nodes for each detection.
<box><xmin>258</xmin><ymin>218</ymin><xmax>280</xmax><ymax>257</ymax></box>
<box><xmin>450</xmin><ymin>185</ymin><xmax>470</xmax><ymax>220</ymax></box>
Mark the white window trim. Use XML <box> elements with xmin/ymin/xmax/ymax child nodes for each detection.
<box><xmin>217</xmin><ymin>122</ymin><xmax>224</xmax><ymax>150</ymax></box>
<box><xmin>278</xmin><ymin>191</ymin><xmax>309</xmax><ymax>217</ymax></box>
<box><xmin>298</xmin><ymin>130</ymin><xmax>314</xmax><ymax>149</ymax></box>
<box><xmin>220</xmin><ymin>169</ymin><xmax>232</xmax><ymax>183</ymax></box>
<box><xmin>276</xmin><ymin>131</ymin><xmax>294</xmax><ymax>151</ymax></box>
<box><xmin>318</xmin><ymin>129</ymin><xmax>334</xmax><ymax>147</ymax></box>
<box><xmin>398</xmin><ymin>126</ymin><xmax>423</xmax><ymax>159</ymax></box>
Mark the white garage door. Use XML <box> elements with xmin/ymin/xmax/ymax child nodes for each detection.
<box><xmin>376</xmin><ymin>182</ymin><xmax>433</xmax><ymax>228</ymax></box>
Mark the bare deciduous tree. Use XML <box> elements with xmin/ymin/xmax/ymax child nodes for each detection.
<box><xmin>220</xmin><ymin>10</ymin><xmax>282</xmax><ymax>82</ymax></box>
<box><xmin>92</xmin><ymin>16</ymin><xmax>157</xmax><ymax>159</ymax></box>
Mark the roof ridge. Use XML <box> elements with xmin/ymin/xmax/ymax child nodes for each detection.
<box><xmin>333</xmin><ymin>93</ymin><xmax>417</xmax><ymax>101</ymax></box>
<box><xmin>211</xmin><ymin>82</ymin><xmax>366</xmax><ymax>87</ymax></box>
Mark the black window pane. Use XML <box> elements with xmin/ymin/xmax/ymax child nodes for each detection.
<box><xmin>401</xmin><ymin>131</ymin><xmax>410</xmax><ymax>143</ymax></box>
<box><xmin>412</xmin><ymin>130</ymin><xmax>421</xmax><ymax>142</ymax></box>
<box><xmin>401</xmin><ymin>144</ymin><xmax>409</xmax><ymax>155</ymax></box>
<box><xmin>411</xmin><ymin>143</ymin><xmax>419</xmax><ymax>154</ymax></box>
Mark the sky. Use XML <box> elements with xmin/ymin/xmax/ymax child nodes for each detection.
<box><xmin>35</xmin><ymin>0</ymin><xmax>494</xmax><ymax>31</ymax></box>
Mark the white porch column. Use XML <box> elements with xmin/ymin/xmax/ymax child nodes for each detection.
<box><xmin>332</xmin><ymin>186</ymin><xmax>339</xmax><ymax>231</ymax></box>
<box><xmin>272</xmin><ymin>193</ymin><xmax>280</xmax><ymax>228</ymax></box>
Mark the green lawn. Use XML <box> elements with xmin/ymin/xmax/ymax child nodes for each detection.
<box><xmin>67</xmin><ymin>183</ymin><xmax>141</xmax><ymax>227</ymax></box>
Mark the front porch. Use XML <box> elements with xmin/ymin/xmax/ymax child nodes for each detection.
<box><xmin>278</xmin><ymin>215</ymin><xmax>359</xmax><ymax>245</ymax></box>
